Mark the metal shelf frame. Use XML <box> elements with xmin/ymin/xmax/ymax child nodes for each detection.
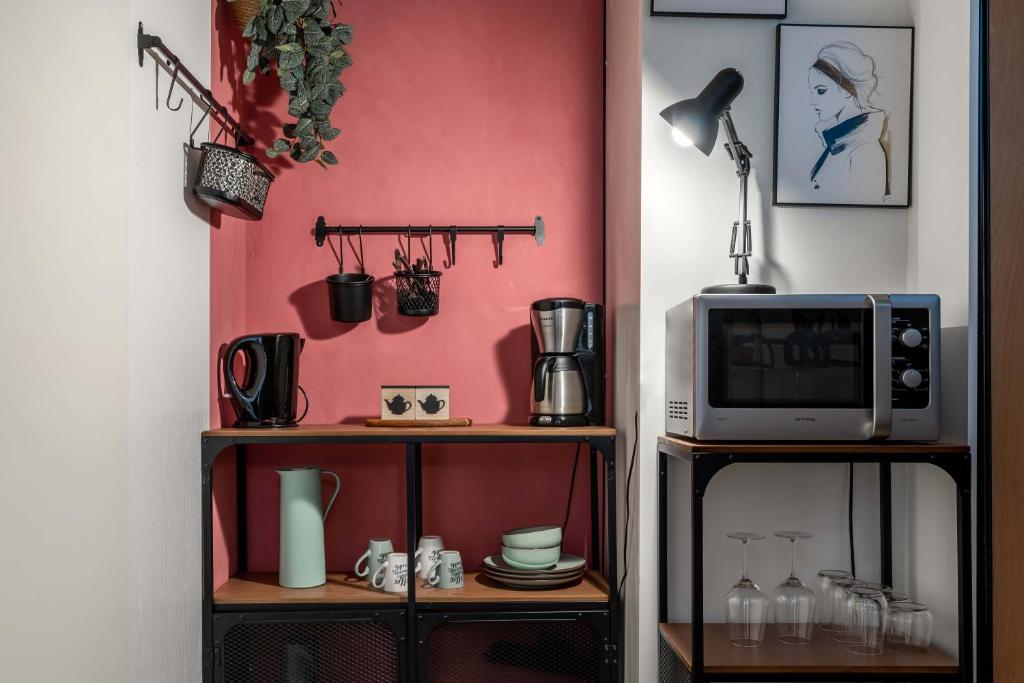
<box><xmin>657</xmin><ymin>437</ymin><xmax>973</xmax><ymax>683</ymax></box>
<box><xmin>200</xmin><ymin>428</ymin><xmax>618</xmax><ymax>682</ymax></box>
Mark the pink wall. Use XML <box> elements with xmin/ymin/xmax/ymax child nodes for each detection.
<box><xmin>210</xmin><ymin>0</ymin><xmax>605</xmax><ymax>585</ymax></box>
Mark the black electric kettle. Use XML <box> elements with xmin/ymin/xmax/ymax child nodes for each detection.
<box><xmin>224</xmin><ymin>333</ymin><xmax>308</xmax><ymax>428</ymax></box>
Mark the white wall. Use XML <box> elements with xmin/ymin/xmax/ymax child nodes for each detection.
<box><xmin>635</xmin><ymin>0</ymin><xmax>974</xmax><ymax>679</ymax></box>
<box><xmin>0</xmin><ymin>2</ymin><xmax>209</xmax><ymax>681</ymax></box>
<box><xmin>127</xmin><ymin>1</ymin><xmax>211</xmax><ymax>681</ymax></box>
<box><xmin>0</xmin><ymin>1</ymin><xmax>131</xmax><ymax>680</ymax></box>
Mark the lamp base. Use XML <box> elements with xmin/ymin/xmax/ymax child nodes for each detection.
<box><xmin>701</xmin><ymin>282</ymin><xmax>777</xmax><ymax>294</ymax></box>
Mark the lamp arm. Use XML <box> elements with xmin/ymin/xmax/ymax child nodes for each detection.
<box><xmin>720</xmin><ymin>108</ymin><xmax>753</xmax><ymax>284</ymax></box>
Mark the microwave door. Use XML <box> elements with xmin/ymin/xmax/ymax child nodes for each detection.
<box><xmin>696</xmin><ymin>297</ymin><xmax>876</xmax><ymax>440</ymax></box>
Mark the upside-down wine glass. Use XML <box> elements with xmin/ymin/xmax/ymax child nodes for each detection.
<box><xmin>815</xmin><ymin>570</ymin><xmax>852</xmax><ymax>631</ymax></box>
<box><xmin>724</xmin><ymin>532</ymin><xmax>770</xmax><ymax>647</ymax></box>
<box><xmin>774</xmin><ymin>531</ymin><xmax>816</xmax><ymax>645</ymax></box>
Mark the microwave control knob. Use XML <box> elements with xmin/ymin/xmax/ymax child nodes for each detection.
<box><xmin>899</xmin><ymin>328</ymin><xmax>924</xmax><ymax>348</ymax></box>
<box><xmin>900</xmin><ymin>368</ymin><xmax>924</xmax><ymax>389</ymax></box>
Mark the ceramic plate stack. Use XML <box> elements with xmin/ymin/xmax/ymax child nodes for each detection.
<box><xmin>482</xmin><ymin>525</ymin><xmax>587</xmax><ymax>589</ymax></box>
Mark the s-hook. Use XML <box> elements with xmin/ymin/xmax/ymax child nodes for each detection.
<box><xmin>166</xmin><ymin>58</ymin><xmax>184</xmax><ymax>111</ymax></box>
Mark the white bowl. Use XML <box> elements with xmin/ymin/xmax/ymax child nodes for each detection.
<box><xmin>502</xmin><ymin>524</ymin><xmax>563</xmax><ymax>549</ymax></box>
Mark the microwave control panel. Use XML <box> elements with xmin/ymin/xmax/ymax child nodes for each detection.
<box><xmin>891</xmin><ymin>308</ymin><xmax>931</xmax><ymax>410</ymax></box>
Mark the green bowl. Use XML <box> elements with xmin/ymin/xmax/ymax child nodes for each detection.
<box><xmin>501</xmin><ymin>544</ymin><xmax>561</xmax><ymax>569</ymax></box>
<box><xmin>502</xmin><ymin>525</ymin><xmax>563</xmax><ymax>549</ymax></box>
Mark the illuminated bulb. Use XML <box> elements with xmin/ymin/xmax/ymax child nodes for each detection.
<box><xmin>671</xmin><ymin>127</ymin><xmax>694</xmax><ymax>148</ymax></box>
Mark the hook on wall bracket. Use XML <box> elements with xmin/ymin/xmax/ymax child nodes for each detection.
<box><xmin>136</xmin><ymin>21</ymin><xmax>256</xmax><ymax>147</ymax></box>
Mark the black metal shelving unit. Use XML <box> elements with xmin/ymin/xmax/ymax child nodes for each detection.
<box><xmin>201</xmin><ymin>425</ymin><xmax>618</xmax><ymax>683</ymax></box>
<box><xmin>657</xmin><ymin>436</ymin><xmax>973</xmax><ymax>683</ymax></box>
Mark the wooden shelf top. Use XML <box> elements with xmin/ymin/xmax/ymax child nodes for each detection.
<box><xmin>204</xmin><ymin>423</ymin><xmax>615</xmax><ymax>440</ymax></box>
<box><xmin>417</xmin><ymin>570</ymin><xmax>609</xmax><ymax>604</ymax></box>
<box><xmin>214</xmin><ymin>571</ymin><xmax>609</xmax><ymax>606</ymax></box>
<box><xmin>659</xmin><ymin>623</ymin><xmax>959</xmax><ymax>675</ymax></box>
<box><xmin>214</xmin><ymin>572</ymin><xmax>404</xmax><ymax>605</ymax></box>
<box><xmin>659</xmin><ymin>435</ymin><xmax>970</xmax><ymax>456</ymax></box>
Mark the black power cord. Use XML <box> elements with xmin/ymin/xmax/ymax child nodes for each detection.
<box><xmin>618</xmin><ymin>410</ymin><xmax>639</xmax><ymax>597</ymax></box>
<box><xmin>849</xmin><ymin>462</ymin><xmax>857</xmax><ymax>578</ymax></box>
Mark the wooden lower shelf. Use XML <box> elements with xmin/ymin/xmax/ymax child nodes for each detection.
<box><xmin>214</xmin><ymin>572</ymin><xmax>405</xmax><ymax>605</ymax></box>
<box><xmin>659</xmin><ymin>623</ymin><xmax>959</xmax><ymax>675</ymax></box>
<box><xmin>417</xmin><ymin>570</ymin><xmax>609</xmax><ymax>604</ymax></box>
<box><xmin>214</xmin><ymin>570</ymin><xmax>609</xmax><ymax>606</ymax></box>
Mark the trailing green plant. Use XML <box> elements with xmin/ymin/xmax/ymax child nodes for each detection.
<box><xmin>241</xmin><ymin>0</ymin><xmax>352</xmax><ymax>167</ymax></box>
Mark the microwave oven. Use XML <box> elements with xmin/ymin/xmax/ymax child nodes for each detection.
<box><xmin>665</xmin><ymin>294</ymin><xmax>940</xmax><ymax>441</ymax></box>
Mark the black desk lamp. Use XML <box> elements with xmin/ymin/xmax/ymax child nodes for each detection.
<box><xmin>660</xmin><ymin>68</ymin><xmax>776</xmax><ymax>294</ymax></box>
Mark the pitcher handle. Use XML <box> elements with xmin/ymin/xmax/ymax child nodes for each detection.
<box><xmin>322</xmin><ymin>470</ymin><xmax>341</xmax><ymax>521</ymax></box>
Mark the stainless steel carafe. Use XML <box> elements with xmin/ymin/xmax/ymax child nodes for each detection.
<box><xmin>531</xmin><ymin>356</ymin><xmax>586</xmax><ymax>417</ymax></box>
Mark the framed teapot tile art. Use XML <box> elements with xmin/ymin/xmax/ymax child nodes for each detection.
<box><xmin>380</xmin><ymin>386</ymin><xmax>416</xmax><ymax>420</ymax></box>
<box><xmin>415</xmin><ymin>386</ymin><xmax>450</xmax><ymax>420</ymax></box>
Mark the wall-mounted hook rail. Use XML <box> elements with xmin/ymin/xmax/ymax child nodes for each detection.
<box><xmin>314</xmin><ymin>216</ymin><xmax>545</xmax><ymax>266</ymax></box>
<box><xmin>137</xmin><ymin>22</ymin><xmax>255</xmax><ymax>147</ymax></box>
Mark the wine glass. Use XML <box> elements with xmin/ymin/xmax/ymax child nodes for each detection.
<box><xmin>829</xmin><ymin>577</ymin><xmax>865</xmax><ymax>642</ymax></box>
<box><xmin>815</xmin><ymin>570</ymin><xmax>852</xmax><ymax>631</ymax></box>
<box><xmin>886</xmin><ymin>602</ymin><xmax>933</xmax><ymax>652</ymax></box>
<box><xmin>724</xmin><ymin>532</ymin><xmax>770</xmax><ymax>647</ymax></box>
<box><xmin>773</xmin><ymin>531</ymin><xmax>816</xmax><ymax>645</ymax></box>
<box><xmin>845</xmin><ymin>587</ymin><xmax>888</xmax><ymax>655</ymax></box>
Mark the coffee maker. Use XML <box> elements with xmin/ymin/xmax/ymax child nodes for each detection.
<box><xmin>529</xmin><ymin>298</ymin><xmax>605</xmax><ymax>426</ymax></box>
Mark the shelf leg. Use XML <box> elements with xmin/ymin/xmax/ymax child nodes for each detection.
<box><xmin>405</xmin><ymin>443</ymin><xmax>418</xmax><ymax>683</ymax></box>
<box><xmin>880</xmin><ymin>462</ymin><xmax>893</xmax><ymax>587</ymax></box>
<box><xmin>237</xmin><ymin>445</ymin><xmax>247</xmax><ymax>574</ymax></box>
<box><xmin>691</xmin><ymin>455</ymin><xmax>706</xmax><ymax>683</ymax></box>
<box><xmin>659</xmin><ymin>449</ymin><xmax>668</xmax><ymax>624</ymax></box>
<box><xmin>591</xmin><ymin>447</ymin><xmax>600</xmax><ymax>571</ymax></box>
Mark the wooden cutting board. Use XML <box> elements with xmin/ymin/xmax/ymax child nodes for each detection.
<box><xmin>364</xmin><ymin>418</ymin><xmax>473</xmax><ymax>428</ymax></box>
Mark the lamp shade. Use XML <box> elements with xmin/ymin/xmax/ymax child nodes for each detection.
<box><xmin>659</xmin><ymin>68</ymin><xmax>744</xmax><ymax>156</ymax></box>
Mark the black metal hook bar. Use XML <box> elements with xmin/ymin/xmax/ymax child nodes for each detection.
<box><xmin>313</xmin><ymin>216</ymin><xmax>544</xmax><ymax>268</ymax></box>
<box><xmin>137</xmin><ymin>22</ymin><xmax>255</xmax><ymax>147</ymax></box>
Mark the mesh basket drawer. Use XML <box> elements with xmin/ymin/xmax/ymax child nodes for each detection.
<box><xmin>216</xmin><ymin>613</ymin><xmax>402</xmax><ymax>683</ymax></box>
<box><xmin>422</xmin><ymin>614</ymin><xmax>609</xmax><ymax>683</ymax></box>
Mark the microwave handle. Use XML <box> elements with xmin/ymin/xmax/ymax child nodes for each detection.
<box><xmin>868</xmin><ymin>294</ymin><xmax>892</xmax><ymax>440</ymax></box>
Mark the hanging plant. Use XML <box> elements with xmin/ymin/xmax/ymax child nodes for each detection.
<box><xmin>239</xmin><ymin>0</ymin><xmax>353</xmax><ymax>167</ymax></box>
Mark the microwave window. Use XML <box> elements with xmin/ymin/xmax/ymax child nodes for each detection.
<box><xmin>707</xmin><ymin>309</ymin><xmax>872</xmax><ymax>409</ymax></box>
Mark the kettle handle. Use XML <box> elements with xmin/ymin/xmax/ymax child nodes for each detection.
<box><xmin>534</xmin><ymin>357</ymin><xmax>556</xmax><ymax>403</ymax></box>
<box><xmin>321</xmin><ymin>470</ymin><xmax>341</xmax><ymax>522</ymax></box>
<box><xmin>296</xmin><ymin>385</ymin><xmax>310</xmax><ymax>423</ymax></box>
<box><xmin>224</xmin><ymin>336</ymin><xmax>268</xmax><ymax>414</ymax></box>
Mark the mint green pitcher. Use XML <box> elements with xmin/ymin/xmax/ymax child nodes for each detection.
<box><xmin>277</xmin><ymin>466</ymin><xmax>341</xmax><ymax>588</ymax></box>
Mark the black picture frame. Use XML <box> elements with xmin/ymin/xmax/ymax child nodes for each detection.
<box><xmin>772</xmin><ymin>23</ymin><xmax>915</xmax><ymax>209</ymax></box>
<box><xmin>650</xmin><ymin>0</ymin><xmax>787</xmax><ymax>19</ymax></box>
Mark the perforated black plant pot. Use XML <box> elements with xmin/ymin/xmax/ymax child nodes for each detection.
<box><xmin>327</xmin><ymin>273</ymin><xmax>374</xmax><ymax>323</ymax></box>
<box><xmin>395</xmin><ymin>270</ymin><xmax>441</xmax><ymax>317</ymax></box>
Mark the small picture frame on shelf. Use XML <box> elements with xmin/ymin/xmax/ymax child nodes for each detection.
<box><xmin>415</xmin><ymin>386</ymin><xmax>450</xmax><ymax>420</ymax></box>
<box><xmin>773</xmin><ymin>24</ymin><xmax>914</xmax><ymax>208</ymax></box>
<box><xmin>651</xmin><ymin>0</ymin><xmax>786</xmax><ymax>19</ymax></box>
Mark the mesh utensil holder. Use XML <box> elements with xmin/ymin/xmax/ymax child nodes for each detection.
<box><xmin>395</xmin><ymin>270</ymin><xmax>441</xmax><ymax>316</ymax></box>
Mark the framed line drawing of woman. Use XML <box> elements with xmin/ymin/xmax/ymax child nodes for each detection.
<box><xmin>773</xmin><ymin>24</ymin><xmax>914</xmax><ymax>208</ymax></box>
